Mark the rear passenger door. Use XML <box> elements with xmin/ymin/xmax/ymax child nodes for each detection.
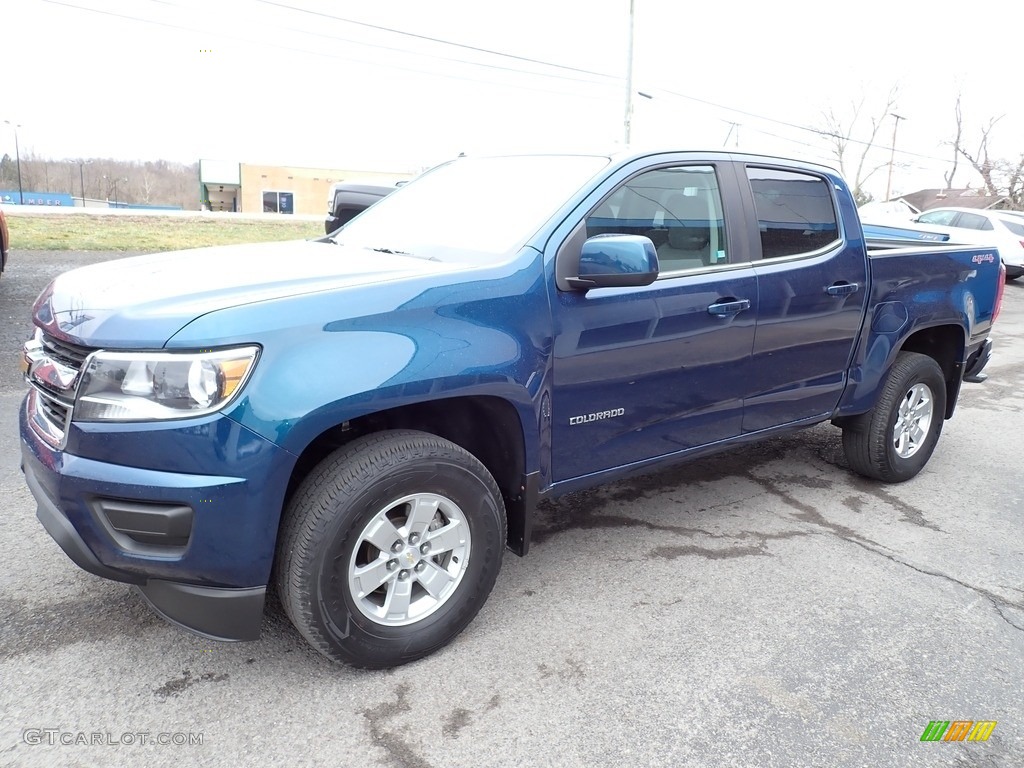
<box><xmin>738</xmin><ymin>165</ymin><xmax>870</xmax><ymax>432</ymax></box>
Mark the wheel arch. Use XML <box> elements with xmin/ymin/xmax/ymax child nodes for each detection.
<box><xmin>281</xmin><ymin>394</ymin><xmax>533</xmax><ymax>554</ymax></box>
<box><xmin>839</xmin><ymin>349</ymin><xmax>947</xmax><ymax>483</ymax></box>
<box><xmin>894</xmin><ymin>323</ymin><xmax>966</xmax><ymax>419</ymax></box>
<box><xmin>836</xmin><ymin>320</ymin><xmax>967</xmax><ymax>423</ymax></box>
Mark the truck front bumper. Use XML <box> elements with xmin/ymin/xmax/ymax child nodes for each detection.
<box><xmin>20</xmin><ymin>391</ymin><xmax>294</xmax><ymax>642</ymax></box>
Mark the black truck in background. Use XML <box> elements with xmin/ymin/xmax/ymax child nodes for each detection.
<box><xmin>324</xmin><ymin>183</ymin><xmax>398</xmax><ymax>234</ymax></box>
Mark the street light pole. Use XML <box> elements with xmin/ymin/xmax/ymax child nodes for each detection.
<box><xmin>103</xmin><ymin>174</ymin><xmax>127</xmax><ymax>208</ymax></box>
<box><xmin>885</xmin><ymin>113</ymin><xmax>906</xmax><ymax>202</ymax></box>
<box><xmin>4</xmin><ymin>120</ymin><xmax>24</xmax><ymax>205</ymax></box>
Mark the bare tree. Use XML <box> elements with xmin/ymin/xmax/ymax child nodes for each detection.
<box><xmin>955</xmin><ymin>116</ymin><xmax>1002</xmax><ymax>197</ymax></box>
<box><xmin>139</xmin><ymin>167</ymin><xmax>155</xmax><ymax>204</ymax></box>
<box><xmin>1</xmin><ymin>155</ymin><xmax>200</xmax><ymax>209</ymax></box>
<box><xmin>943</xmin><ymin>94</ymin><xmax>963</xmax><ymax>190</ymax></box>
<box><xmin>949</xmin><ymin>106</ymin><xmax>1024</xmax><ymax>209</ymax></box>
<box><xmin>16</xmin><ymin>152</ymin><xmax>42</xmax><ymax>193</ymax></box>
<box><xmin>997</xmin><ymin>155</ymin><xmax>1024</xmax><ymax>209</ymax></box>
<box><xmin>820</xmin><ymin>84</ymin><xmax>900</xmax><ymax>204</ymax></box>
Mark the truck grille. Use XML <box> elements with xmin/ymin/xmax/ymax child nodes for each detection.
<box><xmin>41</xmin><ymin>333</ymin><xmax>93</xmax><ymax>368</ymax></box>
<box><xmin>25</xmin><ymin>332</ymin><xmax>96</xmax><ymax>447</ymax></box>
<box><xmin>37</xmin><ymin>391</ymin><xmax>72</xmax><ymax>431</ymax></box>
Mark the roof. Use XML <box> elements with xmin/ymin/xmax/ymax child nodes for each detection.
<box><xmin>896</xmin><ymin>188</ymin><xmax>1007</xmax><ymax>212</ymax></box>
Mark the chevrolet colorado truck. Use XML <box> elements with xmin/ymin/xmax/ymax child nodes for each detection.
<box><xmin>20</xmin><ymin>150</ymin><xmax>1003</xmax><ymax>669</ymax></box>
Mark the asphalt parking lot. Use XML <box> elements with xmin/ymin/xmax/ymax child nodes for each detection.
<box><xmin>1</xmin><ymin>249</ymin><xmax>1022</xmax><ymax>768</ymax></box>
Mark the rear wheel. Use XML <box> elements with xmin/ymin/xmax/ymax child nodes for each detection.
<box><xmin>841</xmin><ymin>352</ymin><xmax>946</xmax><ymax>482</ymax></box>
<box><xmin>275</xmin><ymin>430</ymin><xmax>506</xmax><ymax>668</ymax></box>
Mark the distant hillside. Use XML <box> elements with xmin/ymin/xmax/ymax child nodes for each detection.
<box><xmin>0</xmin><ymin>154</ymin><xmax>199</xmax><ymax>210</ymax></box>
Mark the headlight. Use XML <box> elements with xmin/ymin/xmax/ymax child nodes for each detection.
<box><xmin>75</xmin><ymin>346</ymin><xmax>260</xmax><ymax>421</ymax></box>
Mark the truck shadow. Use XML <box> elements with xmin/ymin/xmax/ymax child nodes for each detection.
<box><xmin>532</xmin><ymin>423</ymin><xmax>849</xmax><ymax>546</ymax></box>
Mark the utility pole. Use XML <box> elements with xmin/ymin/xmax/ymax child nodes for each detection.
<box><xmin>623</xmin><ymin>0</ymin><xmax>635</xmax><ymax>145</ymax></box>
<box><xmin>723</xmin><ymin>122</ymin><xmax>741</xmax><ymax>148</ymax></box>
<box><xmin>885</xmin><ymin>113</ymin><xmax>905</xmax><ymax>202</ymax></box>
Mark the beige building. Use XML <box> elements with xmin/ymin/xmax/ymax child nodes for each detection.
<box><xmin>199</xmin><ymin>159</ymin><xmax>414</xmax><ymax>215</ymax></box>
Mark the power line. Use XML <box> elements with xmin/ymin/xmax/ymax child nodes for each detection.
<box><xmin>42</xmin><ymin>0</ymin><xmax>618</xmax><ymax>102</ymax></box>
<box><xmin>247</xmin><ymin>2</ymin><xmax>963</xmax><ymax>166</ymax></box>
<box><xmin>39</xmin><ymin>0</ymin><xmax>968</xmax><ymax>170</ymax></box>
<box><xmin>252</xmin><ymin>0</ymin><xmax>620</xmax><ymax>81</ymax></box>
<box><xmin>138</xmin><ymin>0</ymin><xmax>615</xmax><ymax>87</ymax></box>
<box><xmin>653</xmin><ymin>86</ymin><xmax>953</xmax><ymax>165</ymax></box>
<box><xmin>258</xmin><ymin>15</ymin><xmax>613</xmax><ymax>86</ymax></box>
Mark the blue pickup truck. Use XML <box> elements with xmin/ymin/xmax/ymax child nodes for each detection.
<box><xmin>20</xmin><ymin>150</ymin><xmax>1004</xmax><ymax>669</ymax></box>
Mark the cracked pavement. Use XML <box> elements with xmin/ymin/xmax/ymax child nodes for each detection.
<box><xmin>1</xmin><ymin>250</ymin><xmax>1022</xmax><ymax>767</ymax></box>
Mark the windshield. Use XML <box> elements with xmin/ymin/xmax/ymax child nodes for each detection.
<box><xmin>332</xmin><ymin>154</ymin><xmax>610</xmax><ymax>261</ymax></box>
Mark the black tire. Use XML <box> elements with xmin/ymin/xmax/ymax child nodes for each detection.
<box><xmin>841</xmin><ymin>352</ymin><xmax>946</xmax><ymax>483</ymax></box>
<box><xmin>275</xmin><ymin>430</ymin><xmax>506</xmax><ymax>669</ymax></box>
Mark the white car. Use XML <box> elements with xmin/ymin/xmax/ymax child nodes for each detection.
<box><xmin>912</xmin><ymin>207</ymin><xmax>1024</xmax><ymax>279</ymax></box>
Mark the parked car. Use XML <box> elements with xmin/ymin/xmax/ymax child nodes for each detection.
<box><xmin>0</xmin><ymin>206</ymin><xmax>8</xmax><ymax>278</ymax></box>
<box><xmin>324</xmin><ymin>183</ymin><xmax>397</xmax><ymax>235</ymax></box>
<box><xmin>912</xmin><ymin>207</ymin><xmax>1024</xmax><ymax>279</ymax></box>
<box><xmin>20</xmin><ymin>150</ymin><xmax>1003</xmax><ymax>669</ymax></box>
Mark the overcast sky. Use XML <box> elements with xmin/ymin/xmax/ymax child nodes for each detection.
<box><xmin>6</xmin><ymin>0</ymin><xmax>1020</xmax><ymax>199</ymax></box>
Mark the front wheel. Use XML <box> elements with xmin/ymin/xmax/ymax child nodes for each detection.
<box><xmin>841</xmin><ymin>352</ymin><xmax>946</xmax><ymax>483</ymax></box>
<box><xmin>275</xmin><ymin>430</ymin><xmax>506</xmax><ymax>668</ymax></box>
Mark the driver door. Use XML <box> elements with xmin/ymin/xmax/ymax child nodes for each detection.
<box><xmin>548</xmin><ymin>162</ymin><xmax>758</xmax><ymax>482</ymax></box>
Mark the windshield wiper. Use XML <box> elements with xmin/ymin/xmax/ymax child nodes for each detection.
<box><xmin>368</xmin><ymin>246</ymin><xmax>411</xmax><ymax>255</ymax></box>
<box><xmin>365</xmin><ymin>245</ymin><xmax>439</xmax><ymax>262</ymax></box>
<box><xmin>331</xmin><ymin>240</ymin><xmax>438</xmax><ymax>261</ymax></box>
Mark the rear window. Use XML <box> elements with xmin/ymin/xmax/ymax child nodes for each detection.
<box><xmin>1000</xmin><ymin>218</ymin><xmax>1024</xmax><ymax>237</ymax></box>
<box><xmin>957</xmin><ymin>212</ymin><xmax>994</xmax><ymax>231</ymax></box>
<box><xmin>746</xmin><ymin>167</ymin><xmax>839</xmax><ymax>259</ymax></box>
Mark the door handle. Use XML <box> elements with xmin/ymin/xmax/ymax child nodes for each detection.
<box><xmin>826</xmin><ymin>282</ymin><xmax>860</xmax><ymax>296</ymax></box>
<box><xmin>707</xmin><ymin>299</ymin><xmax>751</xmax><ymax>316</ymax></box>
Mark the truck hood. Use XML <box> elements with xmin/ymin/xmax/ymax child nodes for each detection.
<box><xmin>33</xmin><ymin>239</ymin><xmax>461</xmax><ymax>347</ymax></box>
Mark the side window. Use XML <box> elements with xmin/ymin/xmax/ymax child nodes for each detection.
<box><xmin>918</xmin><ymin>210</ymin><xmax>958</xmax><ymax>226</ymax></box>
<box><xmin>746</xmin><ymin>167</ymin><xmax>839</xmax><ymax>259</ymax></box>
<box><xmin>957</xmin><ymin>212</ymin><xmax>993</xmax><ymax>231</ymax></box>
<box><xmin>585</xmin><ymin>166</ymin><xmax>727</xmax><ymax>273</ymax></box>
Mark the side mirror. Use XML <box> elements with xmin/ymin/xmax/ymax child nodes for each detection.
<box><xmin>566</xmin><ymin>234</ymin><xmax>659</xmax><ymax>291</ymax></box>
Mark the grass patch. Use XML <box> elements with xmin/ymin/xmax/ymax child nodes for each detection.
<box><xmin>6</xmin><ymin>213</ymin><xmax>324</xmax><ymax>252</ymax></box>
